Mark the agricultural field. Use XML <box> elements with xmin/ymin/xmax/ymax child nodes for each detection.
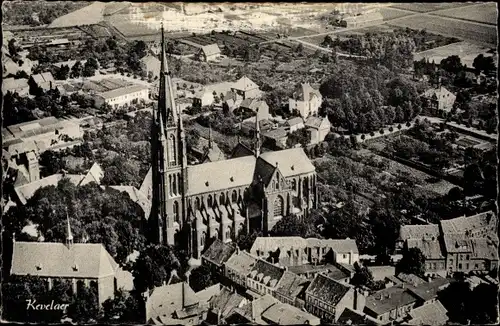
<box><xmin>378</xmin><ymin>7</ymin><xmax>414</xmax><ymax>20</ymax></box>
<box><xmin>431</xmin><ymin>2</ymin><xmax>497</xmax><ymax>26</ymax></box>
<box><xmin>414</xmin><ymin>41</ymin><xmax>496</xmax><ymax>68</ymax></box>
<box><xmin>388</xmin><ymin>15</ymin><xmax>497</xmax><ymax>46</ymax></box>
<box><xmin>390</xmin><ymin>3</ymin><xmax>471</xmax><ymax>13</ymax></box>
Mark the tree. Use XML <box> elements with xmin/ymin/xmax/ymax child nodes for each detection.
<box><xmin>270</xmin><ymin>214</ymin><xmax>320</xmax><ymax>238</ymax></box>
<box><xmin>440</xmin><ymin>55</ymin><xmax>464</xmax><ymax>74</ymax></box>
<box><xmin>8</xmin><ymin>38</ymin><xmax>19</xmax><ymax>57</ymax></box>
<box><xmin>132</xmin><ymin>244</ymin><xmax>181</xmax><ymax>293</ymax></box>
<box><xmin>236</xmin><ymin>229</ymin><xmax>263</xmax><ymax>251</ymax></box>
<box><xmin>67</xmin><ymin>285</ymin><xmax>100</xmax><ymax>323</ymax></box>
<box><xmin>101</xmin><ymin>157</ymin><xmax>141</xmax><ymax>186</ymax></box>
<box><xmin>55</xmin><ymin>64</ymin><xmax>70</xmax><ymax>80</ymax></box>
<box><xmin>351</xmin><ymin>262</ymin><xmax>374</xmax><ymax>288</ymax></box>
<box><xmin>397</xmin><ymin>247</ymin><xmax>425</xmax><ymax>276</ymax></box>
<box><xmin>286</xmin><ymin>128</ymin><xmax>310</xmax><ymax>148</ymax></box>
<box><xmin>101</xmin><ymin>290</ymin><xmax>142</xmax><ymax>323</ymax></box>
<box><xmin>473</xmin><ymin>54</ymin><xmax>496</xmax><ymax>73</ymax></box>
<box><xmin>188</xmin><ymin>264</ymin><xmax>216</xmax><ymax>292</ymax></box>
<box><xmin>71</xmin><ymin>60</ymin><xmax>82</xmax><ymax>78</ymax></box>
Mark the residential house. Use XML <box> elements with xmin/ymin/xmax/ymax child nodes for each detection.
<box><xmin>287</xmin><ymin>263</ymin><xmax>352</xmax><ymax>284</ymax></box>
<box><xmin>250</xmin><ymin>236</ymin><xmax>359</xmax><ymax>267</ymax></box>
<box><xmin>337</xmin><ymin>308</ymin><xmax>383</xmax><ymax>325</ymax></box>
<box><xmin>144</xmin><ymin>281</ymin><xmax>219</xmax><ymax>325</ymax></box>
<box><xmin>405</xmin><ymin>277</ymin><xmax>450</xmax><ymax>304</ymax></box>
<box><xmin>196</xmin><ymin>44</ymin><xmax>221</xmax><ymax>62</ymax></box>
<box><xmin>231</xmin><ymin>76</ymin><xmax>261</xmax><ymax>100</ymax></box>
<box><xmin>239</xmin><ymin>99</ymin><xmax>270</xmax><ymax>121</ymax></box>
<box><xmin>288</xmin><ymin>83</ymin><xmax>323</xmax><ymax>118</ymax></box>
<box><xmin>10</xmin><ymin>223</ymin><xmax>133</xmax><ymax>305</ymax></box>
<box><xmin>286</xmin><ymin>117</ymin><xmax>305</xmax><ymax>133</ymax></box>
<box><xmin>368</xmin><ymin>266</ymin><xmax>396</xmax><ymax>282</ymax></box>
<box><xmin>396</xmin><ymin>273</ymin><xmax>426</xmax><ymax>287</ymax></box>
<box><xmin>193</xmin><ymin>82</ymin><xmax>232</xmax><ymax>107</ymax></box>
<box><xmin>422</xmin><ymin>86</ymin><xmax>456</xmax><ymax>114</ymax></box>
<box><xmin>94</xmin><ymin>84</ymin><xmax>149</xmax><ymax>110</ymax></box>
<box><xmin>305</xmin><ymin>116</ymin><xmax>331</xmax><ymax>145</ymax></box>
<box><xmin>262</xmin><ymin>128</ymin><xmax>288</xmax><ymax>149</ymax></box>
<box><xmin>305</xmin><ymin>273</ymin><xmax>358</xmax><ymax>323</ymax></box>
<box><xmin>246</xmin><ymin>259</ymin><xmax>286</xmax><ymax>297</ymax></box>
<box><xmin>406</xmin><ymin>300</ymin><xmax>449</xmax><ymax>326</ymax></box>
<box><xmin>2</xmin><ymin>77</ymin><xmax>29</xmax><ymax>95</ymax></box>
<box><xmin>273</xmin><ymin>270</ymin><xmax>310</xmax><ymax>309</ymax></box>
<box><xmin>140</xmin><ymin>55</ymin><xmax>161</xmax><ymax>78</ymax></box>
<box><xmin>224</xmin><ymin>250</ymin><xmax>257</xmax><ymax>289</ymax></box>
<box><xmin>201</xmin><ymin>239</ymin><xmax>237</xmax><ymax>276</ymax></box>
<box><xmin>363</xmin><ymin>285</ymin><xmax>419</xmax><ymax>323</ymax></box>
<box><xmin>29</xmin><ymin>72</ymin><xmax>55</xmax><ymax>93</ymax></box>
<box><xmin>204</xmin><ymin>286</ymin><xmax>247</xmax><ymax>324</ymax></box>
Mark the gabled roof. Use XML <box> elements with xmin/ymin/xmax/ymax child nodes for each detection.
<box><xmin>232</xmin><ymin>76</ymin><xmax>259</xmax><ymax>92</ymax></box>
<box><xmin>202</xmin><ymin>239</ymin><xmax>237</xmax><ymax>267</ymax></box>
<box><xmin>225</xmin><ymin>251</ymin><xmax>258</xmax><ymax>275</ymax></box>
<box><xmin>406</xmin><ymin>238</ymin><xmax>445</xmax><ymax>259</ymax></box>
<box><xmin>79</xmin><ymin>162</ymin><xmax>104</xmax><ymax>186</ymax></box>
<box><xmin>396</xmin><ymin>273</ymin><xmax>426</xmax><ymax>286</ymax></box>
<box><xmin>307</xmin><ymin>238</ymin><xmax>359</xmax><ymax>253</ymax></box>
<box><xmin>31</xmin><ymin>72</ymin><xmax>55</xmax><ymax>85</ymax></box>
<box><xmin>407</xmin><ymin>300</ymin><xmax>448</xmax><ymax>325</ymax></box>
<box><xmin>422</xmin><ymin>86</ymin><xmax>455</xmax><ymax>101</ymax></box>
<box><xmin>440</xmin><ymin>211</ymin><xmax>496</xmax><ymax>234</ymax></box>
<box><xmin>286</xmin><ymin>117</ymin><xmax>304</xmax><ymax>127</ymax></box>
<box><xmin>364</xmin><ymin>286</ymin><xmax>419</xmax><ymax>316</ymax></box>
<box><xmin>11</xmin><ymin>242</ymin><xmax>118</xmax><ymax>278</ymax></box>
<box><xmin>253</xmin><ymin>158</ymin><xmax>277</xmax><ymax>187</ymax></box>
<box><xmin>209</xmin><ymin>287</ymin><xmax>246</xmax><ymax>318</ymax></box>
<box><xmin>406</xmin><ymin>277</ymin><xmax>450</xmax><ymax>302</ymax></box>
<box><xmin>399</xmin><ymin>224</ymin><xmax>440</xmax><ymax>242</ymax></box>
<box><xmin>368</xmin><ymin>266</ymin><xmax>396</xmax><ymax>281</ymax></box>
<box><xmin>231</xmin><ymin>142</ymin><xmax>254</xmax><ymax>159</ymax></box>
<box><xmin>3</xmin><ymin>77</ymin><xmax>29</xmax><ymax>91</ymax></box>
<box><xmin>337</xmin><ymin>308</ymin><xmax>383</xmax><ymax>325</ymax></box>
<box><xmin>249</xmin><ymin>259</ymin><xmax>285</xmax><ymax>288</ymax></box>
<box><xmin>275</xmin><ymin>270</ymin><xmax>310</xmax><ymax>300</ymax></box>
<box><xmin>305</xmin><ymin>116</ymin><xmax>330</xmax><ymax>129</ymax></box>
<box><xmin>237</xmin><ymin>294</ymin><xmax>278</xmax><ymax>324</ymax></box>
<box><xmin>97</xmin><ymin>84</ymin><xmax>148</xmax><ymax>100</ymax></box>
<box><xmin>306</xmin><ymin>274</ymin><xmax>351</xmax><ymax>306</ymax></box>
<box><xmin>14</xmin><ymin>174</ymin><xmax>84</xmax><ymax>205</ymax></box>
<box><xmin>261</xmin><ymin>302</ymin><xmax>320</xmax><ymax>325</ymax></box>
<box><xmin>200</xmin><ymin>44</ymin><xmax>221</xmax><ymax>57</ymax></box>
<box><xmin>259</xmin><ymin>148</ymin><xmax>315</xmax><ymax>177</ymax></box>
<box><xmin>186</xmin><ymin>156</ymin><xmax>256</xmax><ymax>196</ymax></box>
<box><xmin>292</xmin><ymin>83</ymin><xmax>322</xmax><ymax>102</ymax></box>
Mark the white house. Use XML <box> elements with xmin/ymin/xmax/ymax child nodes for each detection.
<box><xmin>231</xmin><ymin>76</ymin><xmax>261</xmax><ymax>100</ymax></box>
<box><xmin>94</xmin><ymin>84</ymin><xmax>149</xmax><ymax>110</ymax></box>
<box><xmin>305</xmin><ymin>116</ymin><xmax>331</xmax><ymax>145</ymax></box>
<box><xmin>422</xmin><ymin>86</ymin><xmax>456</xmax><ymax>113</ymax></box>
<box><xmin>286</xmin><ymin>117</ymin><xmax>305</xmax><ymax>133</ymax></box>
<box><xmin>289</xmin><ymin>83</ymin><xmax>323</xmax><ymax>118</ymax></box>
<box><xmin>197</xmin><ymin>44</ymin><xmax>221</xmax><ymax>62</ymax></box>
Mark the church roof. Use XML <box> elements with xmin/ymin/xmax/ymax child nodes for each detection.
<box><xmin>186</xmin><ymin>156</ymin><xmax>256</xmax><ymax>196</ymax></box>
<box><xmin>11</xmin><ymin>242</ymin><xmax>118</xmax><ymax>278</ymax></box>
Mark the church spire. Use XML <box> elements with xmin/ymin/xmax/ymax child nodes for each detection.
<box><xmin>208</xmin><ymin>123</ymin><xmax>213</xmax><ymax>149</ymax></box>
<box><xmin>254</xmin><ymin>110</ymin><xmax>261</xmax><ymax>157</ymax></box>
<box><xmin>66</xmin><ymin>210</ymin><xmax>73</xmax><ymax>248</ymax></box>
<box><xmin>160</xmin><ymin>22</ymin><xmax>178</xmax><ymax>126</ymax></box>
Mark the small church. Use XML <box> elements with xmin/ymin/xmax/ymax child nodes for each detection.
<box><xmin>144</xmin><ymin>25</ymin><xmax>319</xmax><ymax>259</ymax></box>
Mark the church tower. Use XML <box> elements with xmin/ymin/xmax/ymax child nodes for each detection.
<box><xmin>150</xmin><ymin>23</ymin><xmax>188</xmax><ymax>247</ymax></box>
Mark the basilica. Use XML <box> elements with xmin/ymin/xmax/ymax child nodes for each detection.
<box><xmin>142</xmin><ymin>26</ymin><xmax>318</xmax><ymax>258</ymax></box>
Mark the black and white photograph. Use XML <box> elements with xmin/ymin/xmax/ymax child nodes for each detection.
<box><xmin>1</xmin><ymin>1</ymin><xmax>498</xmax><ymax>325</ymax></box>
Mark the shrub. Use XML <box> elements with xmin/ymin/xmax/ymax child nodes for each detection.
<box><xmin>127</xmin><ymin>73</ymin><xmax>131</xmax><ymax>77</ymax></box>
<box><xmin>370</xmin><ymin>131</ymin><xmax>375</xmax><ymax>137</ymax></box>
<box><xmin>406</xmin><ymin>122</ymin><xmax>411</xmax><ymax>127</ymax></box>
<box><xmin>389</xmin><ymin>127</ymin><xmax>394</xmax><ymax>132</ymax></box>
<box><xmin>398</xmin><ymin>124</ymin><xmax>402</xmax><ymax>130</ymax></box>
<box><xmin>133</xmin><ymin>75</ymin><xmax>137</xmax><ymax>79</ymax></box>
<box><xmin>380</xmin><ymin>129</ymin><xmax>385</xmax><ymax>134</ymax></box>
<box><xmin>361</xmin><ymin>134</ymin><xmax>366</xmax><ymax>140</ymax></box>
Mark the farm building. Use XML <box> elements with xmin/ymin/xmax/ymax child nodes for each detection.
<box><xmin>422</xmin><ymin>85</ymin><xmax>456</xmax><ymax>113</ymax></box>
<box><xmin>231</xmin><ymin>76</ymin><xmax>261</xmax><ymax>100</ymax></box>
<box><xmin>94</xmin><ymin>84</ymin><xmax>149</xmax><ymax>110</ymax></box>
<box><xmin>2</xmin><ymin>78</ymin><xmax>29</xmax><ymax>96</ymax></box>
<box><xmin>343</xmin><ymin>11</ymin><xmax>384</xmax><ymax>28</ymax></box>
<box><xmin>196</xmin><ymin>43</ymin><xmax>221</xmax><ymax>62</ymax></box>
<box><xmin>305</xmin><ymin>116</ymin><xmax>331</xmax><ymax>145</ymax></box>
<box><xmin>288</xmin><ymin>83</ymin><xmax>323</xmax><ymax>118</ymax></box>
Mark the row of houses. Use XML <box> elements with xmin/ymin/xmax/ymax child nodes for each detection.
<box><xmin>398</xmin><ymin>211</ymin><xmax>498</xmax><ymax>277</ymax></box>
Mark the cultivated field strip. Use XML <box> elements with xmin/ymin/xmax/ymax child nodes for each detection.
<box><xmin>429</xmin><ymin>2</ymin><xmax>498</xmax><ymax>26</ymax></box>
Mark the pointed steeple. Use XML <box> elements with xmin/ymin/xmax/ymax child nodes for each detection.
<box><xmin>208</xmin><ymin>123</ymin><xmax>213</xmax><ymax>149</ymax></box>
<box><xmin>160</xmin><ymin>22</ymin><xmax>178</xmax><ymax>126</ymax></box>
<box><xmin>66</xmin><ymin>211</ymin><xmax>73</xmax><ymax>248</ymax></box>
<box><xmin>254</xmin><ymin>110</ymin><xmax>261</xmax><ymax>157</ymax></box>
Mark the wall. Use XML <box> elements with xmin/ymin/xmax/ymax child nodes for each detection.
<box><xmin>98</xmin><ymin>275</ymin><xmax>116</xmax><ymax>305</ymax></box>
<box><xmin>101</xmin><ymin>89</ymin><xmax>149</xmax><ymax>110</ymax></box>
<box><xmin>334</xmin><ymin>288</ymin><xmax>355</xmax><ymax>322</ymax></box>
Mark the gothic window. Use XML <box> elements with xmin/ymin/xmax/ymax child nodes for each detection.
<box><xmin>226</xmin><ymin>227</ymin><xmax>231</xmax><ymax>240</ymax></box>
<box><xmin>220</xmin><ymin>193</ymin><xmax>225</xmax><ymax>205</ymax></box>
<box><xmin>173</xmin><ymin>201</ymin><xmax>179</xmax><ymax>222</ymax></box>
<box><xmin>231</xmin><ymin>190</ymin><xmax>237</xmax><ymax>203</ymax></box>
<box><xmin>201</xmin><ymin>232</ymin><xmax>206</xmax><ymax>247</ymax></box>
<box><xmin>208</xmin><ymin>195</ymin><xmax>213</xmax><ymax>207</ymax></box>
<box><xmin>292</xmin><ymin>179</ymin><xmax>297</xmax><ymax>191</ymax></box>
<box><xmin>169</xmin><ymin>134</ymin><xmax>176</xmax><ymax>164</ymax></box>
<box><xmin>169</xmin><ymin>175</ymin><xmax>173</xmax><ymax>196</ymax></box>
<box><xmin>177</xmin><ymin>173</ymin><xmax>181</xmax><ymax>194</ymax></box>
<box><xmin>274</xmin><ymin>196</ymin><xmax>284</xmax><ymax>217</ymax></box>
<box><xmin>276</xmin><ymin>178</ymin><xmax>280</xmax><ymax>190</ymax></box>
<box><xmin>172</xmin><ymin>175</ymin><xmax>177</xmax><ymax>196</ymax></box>
<box><xmin>195</xmin><ymin>197</ymin><xmax>200</xmax><ymax>211</ymax></box>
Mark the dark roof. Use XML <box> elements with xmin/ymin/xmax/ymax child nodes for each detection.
<box><xmin>231</xmin><ymin>142</ymin><xmax>254</xmax><ymax>159</ymax></box>
<box><xmin>253</xmin><ymin>157</ymin><xmax>277</xmax><ymax>187</ymax></box>
<box><xmin>306</xmin><ymin>274</ymin><xmax>351</xmax><ymax>306</ymax></box>
<box><xmin>248</xmin><ymin>259</ymin><xmax>285</xmax><ymax>288</ymax></box>
<box><xmin>396</xmin><ymin>273</ymin><xmax>426</xmax><ymax>286</ymax></box>
<box><xmin>209</xmin><ymin>287</ymin><xmax>246</xmax><ymax>318</ymax></box>
<box><xmin>364</xmin><ymin>286</ymin><xmax>419</xmax><ymax>316</ymax></box>
<box><xmin>326</xmin><ymin>265</ymin><xmax>352</xmax><ymax>281</ymax></box>
<box><xmin>202</xmin><ymin>239</ymin><xmax>237</xmax><ymax>267</ymax></box>
<box><xmin>337</xmin><ymin>308</ymin><xmax>382</xmax><ymax>325</ymax></box>
<box><xmin>406</xmin><ymin>277</ymin><xmax>450</xmax><ymax>302</ymax></box>
<box><xmin>275</xmin><ymin>271</ymin><xmax>310</xmax><ymax>300</ymax></box>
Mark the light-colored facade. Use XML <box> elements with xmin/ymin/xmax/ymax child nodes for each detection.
<box><xmin>94</xmin><ymin>84</ymin><xmax>149</xmax><ymax>110</ymax></box>
<box><xmin>305</xmin><ymin>116</ymin><xmax>331</xmax><ymax>145</ymax></box>
<box><xmin>289</xmin><ymin>83</ymin><xmax>323</xmax><ymax>118</ymax></box>
<box><xmin>2</xmin><ymin>78</ymin><xmax>29</xmax><ymax>95</ymax></box>
<box><xmin>422</xmin><ymin>86</ymin><xmax>456</xmax><ymax>113</ymax></box>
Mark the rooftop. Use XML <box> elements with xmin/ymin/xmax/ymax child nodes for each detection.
<box><xmin>275</xmin><ymin>270</ymin><xmax>310</xmax><ymax>300</ymax></box>
<box><xmin>306</xmin><ymin>274</ymin><xmax>351</xmax><ymax>306</ymax></box>
<box><xmin>200</xmin><ymin>43</ymin><xmax>221</xmax><ymax>56</ymax></box>
<box><xmin>232</xmin><ymin>76</ymin><xmax>259</xmax><ymax>92</ymax></box>
<box><xmin>364</xmin><ymin>286</ymin><xmax>419</xmax><ymax>316</ymax></box>
<box><xmin>202</xmin><ymin>239</ymin><xmax>237</xmax><ymax>267</ymax></box>
<box><xmin>440</xmin><ymin>211</ymin><xmax>496</xmax><ymax>234</ymax></box>
<box><xmin>208</xmin><ymin>287</ymin><xmax>246</xmax><ymax>319</ymax></box>
<box><xmin>399</xmin><ymin>224</ymin><xmax>440</xmax><ymax>242</ymax></box>
<box><xmin>249</xmin><ymin>259</ymin><xmax>285</xmax><ymax>288</ymax></box>
<box><xmin>305</xmin><ymin>116</ymin><xmax>329</xmax><ymax>129</ymax></box>
<box><xmin>261</xmin><ymin>302</ymin><xmax>320</xmax><ymax>325</ymax></box>
<box><xmin>97</xmin><ymin>84</ymin><xmax>149</xmax><ymax>100</ymax></box>
<box><xmin>225</xmin><ymin>251</ymin><xmax>257</xmax><ymax>275</ymax></box>
<box><xmin>3</xmin><ymin>77</ymin><xmax>29</xmax><ymax>91</ymax></box>
<box><xmin>368</xmin><ymin>266</ymin><xmax>396</xmax><ymax>281</ymax></box>
<box><xmin>396</xmin><ymin>273</ymin><xmax>426</xmax><ymax>286</ymax></box>
<box><xmin>407</xmin><ymin>300</ymin><xmax>448</xmax><ymax>325</ymax></box>
<box><xmin>11</xmin><ymin>242</ymin><xmax>118</xmax><ymax>278</ymax></box>
<box><xmin>337</xmin><ymin>308</ymin><xmax>382</xmax><ymax>325</ymax></box>
<box><xmin>406</xmin><ymin>277</ymin><xmax>450</xmax><ymax>302</ymax></box>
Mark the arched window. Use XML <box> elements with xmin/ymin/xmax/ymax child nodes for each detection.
<box><xmin>201</xmin><ymin>232</ymin><xmax>206</xmax><ymax>247</ymax></box>
<box><xmin>276</xmin><ymin>178</ymin><xmax>280</xmax><ymax>190</ymax></box>
<box><xmin>226</xmin><ymin>227</ymin><xmax>231</xmax><ymax>241</ymax></box>
<box><xmin>195</xmin><ymin>197</ymin><xmax>200</xmax><ymax>211</ymax></box>
<box><xmin>169</xmin><ymin>134</ymin><xmax>176</xmax><ymax>164</ymax></box>
<box><xmin>274</xmin><ymin>196</ymin><xmax>284</xmax><ymax>217</ymax></box>
<box><xmin>169</xmin><ymin>175</ymin><xmax>173</xmax><ymax>196</ymax></box>
<box><xmin>207</xmin><ymin>195</ymin><xmax>213</xmax><ymax>207</ymax></box>
<box><xmin>177</xmin><ymin>173</ymin><xmax>182</xmax><ymax>194</ymax></box>
<box><xmin>173</xmin><ymin>201</ymin><xmax>179</xmax><ymax>222</ymax></box>
<box><xmin>220</xmin><ymin>193</ymin><xmax>225</xmax><ymax>205</ymax></box>
<box><xmin>303</xmin><ymin>177</ymin><xmax>308</xmax><ymax>194</ymax></box>
<box><xmin>231</xmin><ymin>190</ymin><xmax>237</xmax><ymax>203</ymax></box>
<box><xmin>172</xmin><ymin>175</ymin><xmax>177</xmax><ymax>196</ymax></box>
<box><xmin>292</xmin><ymin>179</ymin><xmax>297</xmax><ymax>191</ymax></box>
